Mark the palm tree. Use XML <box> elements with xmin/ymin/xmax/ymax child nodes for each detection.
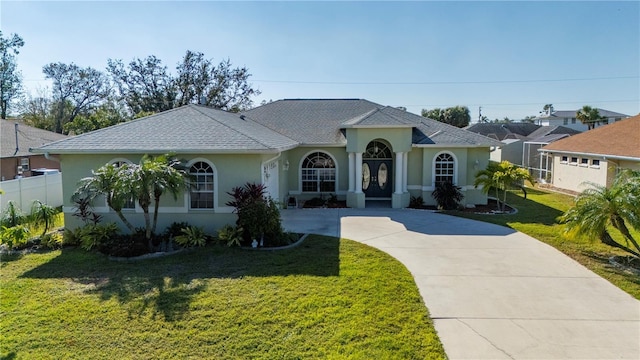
<box><xmin>560</xmin><ymin>170</ymin><xmax>640</xmax><ymax>258</ymax></box>
<box><xmin>474</xmin><ymin>161</ymin><xmax>533</xmax><ymax>211</ymax></box>
<box><xmin>149</xmin><ymin>156</ymin><xmax>188</xmax><ymax>235</ymax></box>
<box><xmin>474</xmin><ymin>161</ymin><xmax>502</xmax><ymax>209</ymax></box>
<box><xmin>30</xmin><ymin>200</ymin><xmax>58</xmax><ymax>238</ymax></box>
<box><xmin>576</xmin><ymin>105</ymin><xmax>605</xmax><ymax>130</ymax></box>
<box><xmin>75</xmin><ymin>163</ymin><xmax>136</xmax><ymax>233</ymax></box>
<box><xmin>122</xmin><ymin>154</ymin><xmax>189</xmax><ymax>249</ymax></box>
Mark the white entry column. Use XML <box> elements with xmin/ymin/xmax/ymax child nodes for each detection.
<box><xmin>355</xmin><ymin>152</ymin><xmax>363</xmax><ymax>193</ymax></box>
<box><xmin>348</xmin><ymin>152</ymin><xmax>355</xmax><ymax>192</ymax></box>
<box><xmin>395</xmin><ymin>152</ymin><xmax>403</xmax><ymax>195</ymax></box>
<box><xmin>403</xmin><ymin>152</ymin><xmax>408</xmax><ymax>192</ymax></box>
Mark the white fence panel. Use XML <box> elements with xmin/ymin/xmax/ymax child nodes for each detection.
<box><xmin>0</xmin><ymin>173</ymin><xmax>63</xmax><ymax>213</ymax></box>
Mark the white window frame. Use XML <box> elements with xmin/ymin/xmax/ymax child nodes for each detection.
<box><xmin>570</xmin><ymin>156</ymin><xmax>578</xmax><ymax>165</ymax></box>
<box><xmin>580</xmin><ymin>158</ymin><xmax>589</xmax><ymax>167</ymax></box>
<box><xmin>560</xmin><ymin>155</ymin><xmax>568</xmax><ymax>164</ymax></box>
<box><xmin>432</xmin><ymin>151</ymin><xmax>457</xmax><ymax>186</ymax></box>
<box><xmin>591</xmin><ymin>159</ymin><xmax>600</xmax><ymax>168</ymax></box>
<box><xmin>187</xmin><ymin>159</ymin><xmax>217</xmax><ymax>211</ymax></box>
<box><xmin>299</xmin><ymin>150</ymin><xmax>337</xmax><ymax>193</ymax></box>
<box><xmin>20</xmin><ymin>158</ymin><xmax>30</xmax><ymax>171</ymax></box>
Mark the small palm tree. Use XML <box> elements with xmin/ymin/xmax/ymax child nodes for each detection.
<box><xmin>576</xmin><ymin>105</ymin><xmax>605</xmax><ymax>131</ymax></box>
<box><xmin>30</xmin><ymin>200</ymin><xmax>58</xmax><ymax>238</ymax></box>
<box><xmin>75</xmin><ymin>163</ymin><xmax>136</xmax><ymax>233</ymax></box>
<box><xmin>560</xmin><ymin>170</ymin><xmax>640</xmax><ymax>258</ymax></box>
<box><xmin>474</xmin><ymin>161</ymin><xmax>502</xmax><ymax>209</ymax></box>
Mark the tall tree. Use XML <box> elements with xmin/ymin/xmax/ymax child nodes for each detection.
<box><xmin>107</xmin><ymin>56</ymin><xmax>177</xmax><ymax>116</ymax></box>
<box><xmin>43</xmin><ymin>62</ymin><xmax>110</xmax><ymax>133</ymax></box>
<box><xmin>421</xmin><ymin>106</ymin><xmax>470</xmax><ymax>128</ymax></box>
<box><xmin>0</xmin><ymin>31</ymin><xmax>24</xmax><ymax>119</ymax></box>
<box><xmin>19</xmin><ymin>89</ymin><xmax>57</xmax><ymax>131</ymax></box>
<box><xmin>63</xmin><ymin>98</ymin><xmax>128</xmax><ymax>134</ymax></box>
<box><xmin>175</xmin><ymin>51</ymin><xmax>260</xmax><ymax>112</ymax></box>
<box><xmin>576</xmin><ymin>105</ymin><xmax>605</xmax><ymax>130</ymax></box>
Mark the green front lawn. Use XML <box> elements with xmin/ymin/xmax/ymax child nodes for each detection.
<box><xmin>0</xmin><ymin>235</ymin><xmax>445</xmax><ymax>359</ymax></box>
<box><xmin>448</xmin><ymin>187</ymin><xmax>640</xmax><ymax>299</ymax></box>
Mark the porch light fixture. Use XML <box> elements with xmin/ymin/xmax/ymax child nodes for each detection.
<box><xmin>283</xmin><ymin>160</ymin><xmax>290</xmax><ymax>171</ymax></box>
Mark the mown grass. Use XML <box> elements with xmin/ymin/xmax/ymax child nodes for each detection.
<box><xmin>447</xmin><ymin>187</ymin><xmax>640</xmax><ymax>299</ymax></box>
<box><xmin>0</xmin><ymin>235</ymin><xmax>445</xmax><ymax>359</ymax></box>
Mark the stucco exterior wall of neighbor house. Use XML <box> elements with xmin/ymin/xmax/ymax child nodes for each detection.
<box><xmin>550</xmin><ymin>154</ymin><xmax>610</xmax><ymax>193</ymax></box>
<box><xmin>489</xmin><ymin>140</ymin><xmax>523</xmax><ymax>165</ymax></box>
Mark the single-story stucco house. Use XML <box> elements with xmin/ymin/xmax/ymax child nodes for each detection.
<box><xmin>31</xmin><ymin>99</ymin><xmax>502</xmax><ymax>233</ymax></box>
<box><xmin>540</xmin><ymin>114</ymin><xmax>640</xmax><ymax>193</ymax></box>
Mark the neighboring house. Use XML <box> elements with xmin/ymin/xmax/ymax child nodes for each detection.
<box><xmin>540</xmin><ymin>115</ymin><xmax>640</xmax><ymax>193</ymax></box>
<box><xmin>535</xmin><ymin>107</ymin><xmax>629</xmax><ymax>132</ymax></box>
<box><xmin>31</xmin><ymin>99</ymin><xmax>502</xmax><ymax>233</ymax></box>
<box><xmin>1</xmin><ymin>120</ymin><xmax>67</xmax><ymax>181</ymax></box>
<box><xmin>465</xmin><ymin>123</ymin><xmax>579</xmax><ymax>180</ymax></box>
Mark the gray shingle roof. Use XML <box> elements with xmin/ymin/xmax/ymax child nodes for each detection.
<box><xmin>32</xmin><ymin>105</ymin><xmax>298</xmax><ymax>154</ymax></box>
<box><xmin>1</xmin><ymin>120</ymin><xmax>67</xmax><ymax>158</ymax></box>
<box><xmin>526</xmin><ymin>125</ymin><xmax>581</xmax><ymax>139</ymax></box>
<box><xmin>32</xmin><ymin>99</ymin><xmax>503</xmax><ymax>155</ymax></box>
<box><xmin>537</xmin><ymin>108</ymin><xmax>629</xmax><ymax>120</ymax></box>
<box><xmin>245</xmin><ymin>99</ymin><xmax>502</xmax><ymax>147</ymax></box>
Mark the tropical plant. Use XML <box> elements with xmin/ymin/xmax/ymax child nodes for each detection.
<box><xmin>29</xmin><ymin>200</ymin><xmax>58</xmax><ymax>238</ymax></box>
<box><xmin>217</xmin><ymin>224</ymin><xmax>244</xmax><ymax>247</ymax></box>
<box><xmin>560</xmin><ymin>169</ymin><xmax>640</xmax><ymax>259</ymax></box>
<box><xmin>75</xmin><ymin>163</ymin><xmax>136</xmax><ymax>233</ymax></box>
<box><xmin>77</xmin><ymin>223</ymin><xmax>120</xmax><ymax>251</ymax></box>
<box><xmin>1</xmin><ymin>201</ymin><xmax>26</xmax><ymax>228</ymax></box>
<box><xmin>409</xmin><ymin>195</ymin><xmax>425</xmax><ymax>209</ymax></box>
<box><xmin>70</xmin><ymin>194</ymin><xmax>102</xmax><ymax>225</ymax></box>
<box><xmin>474</xmin><ymin>161</ymin><xmax>534</xmax><ymax>212</ymax></box>
<box><xmin>226</xmin><ymin>182</ymin><xmax>284</xmax><ymax>246</ymax></box>
<box><xmin>0</xmin><ymin>225</ymin><xmax>30</xmax><ymax>249</ymax></box>
<box><xmin>576</xmin><ymin>105</ymin><xmax>606</xmax><ymax>131</ymax></box>
<box><xmin>175</xmin><ymin>226</ymin><xmax>207</xmax><ymax>247</ymax></box>
<box><xmin>431</xmin><ymin>181</ymin><xmax>464</xmax><ymax>210</ymax></box>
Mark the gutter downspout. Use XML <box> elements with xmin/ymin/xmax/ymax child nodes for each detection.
<box><xmin>13</xmin><ymin>123</ymin><xmax>19</xmax><ymax>156</ymax></box>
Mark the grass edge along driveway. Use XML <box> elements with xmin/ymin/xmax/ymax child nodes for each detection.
<box><xmin>446</xmin><ymin>187</ymin><xmax>640</xmax><ymax>300</ymax></box>
<box><xmin>0</xmin><ymin>235</ymin><xmax>446</xmax><ymax>360</ymax></box>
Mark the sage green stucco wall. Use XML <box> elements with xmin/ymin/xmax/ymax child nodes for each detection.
<box><xmin>345</xmin><ymin>128</ymin><xmax>412</xmax><ymax>153</ymax></box>
<box><xmin>59</xmin><ymin>153</ymin><xmax>271</xmax><ymax>234</ymax></box>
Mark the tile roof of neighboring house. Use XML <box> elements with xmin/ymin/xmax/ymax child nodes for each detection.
<box><xmin>32</xmin><ymin>99</ymin><xmax>502</xmax><ymax>155</ymax></box>
<box><xmin>541</xmin><ymin>115</ymin><xmax>640</xmax><ymax>159</ymax></box>
<box><xmin>32</xmin><ymin>105</ymin><xmax>299</xmax><ymax>154</ymax></box>
<box><xmin>1</xmin><ymin>120</ymin><xmax>67</xmax><ymax>158</ymax></box>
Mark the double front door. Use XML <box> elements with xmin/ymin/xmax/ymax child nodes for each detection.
<box><xmin>362</xmin><ymin>160</ymin><xmax>392</xmax><ymax>198</ymax></box>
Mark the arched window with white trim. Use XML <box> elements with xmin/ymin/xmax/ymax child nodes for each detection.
<box><xmin>301</xmin><ymin>152</ymin><xmax>336</xmax><ymax>192</ymax></box>
<box><xmin>434</xmin><ymin>152</ymin><xmax>456</xmax><ymax>185</ymax></box>
<box><xmin>189</xmin><ymin>161</ymin><xmax>214</xmax><ymax>209</ymax></box>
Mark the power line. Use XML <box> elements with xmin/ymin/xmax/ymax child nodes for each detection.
<box><xmin>251</xmin><ymin>76</ymin><xmax>638</xmax><ymax>85</ymax></box>
<box><xmin>402</xmin><ymin>99</ymin><xmax>640</xmax><ymax>108</ymax></box>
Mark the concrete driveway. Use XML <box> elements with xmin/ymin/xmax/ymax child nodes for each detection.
<box><xmin>281</xmin><ymin>208</ymin><xmax>640</xmax><ymax>359</ymax></box>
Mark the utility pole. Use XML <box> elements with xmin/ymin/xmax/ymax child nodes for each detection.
<box><xmin>478</xmin><ymin>106</ymin><xmax>482</xmax><ymax>123</ymax></box>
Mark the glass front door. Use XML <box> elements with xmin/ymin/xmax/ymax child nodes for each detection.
<box><xmin>362</xmin><ymin>160</ymin><xmax>392</xmax><ymax>197</ymax></box>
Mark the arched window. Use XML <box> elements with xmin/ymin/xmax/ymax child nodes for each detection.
<box><xmin>301</xmin><ymin>152</ymin><xmax>336</xmax><ymax>192</ymax></box>
<box><xmin>434</xmin><ymin>153</ymin><xmax>456</xmax><ymax>185</ymax></box>
<box><xmin>189</xmin><ymin>161</ymin><xmax>214</xmax><ymax>209</ymax></box>
<box><xmin>363</xmin><ymin>140</ymin><xmax>392</xmax><ymax>159</ymax></box>
<box><xmin>110</xmin><ymin>159</ymin><xmax>135</xmax><ymax>209</ymax></box>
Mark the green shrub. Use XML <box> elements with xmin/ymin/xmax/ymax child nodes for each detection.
<box><xmin>1</xmin><ymin>201</ymin><xmax>26</xmax><ymax>228</ymax></box>
<box><xmin>39</xmin><ymin>232</ymin><xmax>64</xmax><ymax>249</ymax></box>
<box><xmin>77</xmin><ymin>223</ymin><xmax>120</xmax><ymax>251</ymax></box>
<box><xmin>0</xmin><ymin>225</ymin><xmax>30</xmax><ymax>249</ymax></box>
<box><xmin>432</xmin><ymin>181</ymin><xmax>464</xmax><ymax>210</ymax></box>
<box><xmin>409</xmin><ymin>196</ymin><xmax>425</xmax><ymax>209</ymax></box>
<box><xmin>217</xmin><ymin>224</ymin><xmax>244</xmax><ymax>247</ymax></box>
<box><xmin>164</xmin><ymin>221</ymin><xmax>190</xmax><ymax>239</ymax></box>
<box><xmin>175</xmin><ymin>226</ymin><xmax>207</xmax><ymax>247</ymax></box>
<box><xmin>30</xmin><ymin>200</ymin><xmax>59</xmax><ymax>238</ymax></box>
<box><xmin>226</xmin><ymin>182</ymin><xmax>284</xmax><ymax>246</ymax></box>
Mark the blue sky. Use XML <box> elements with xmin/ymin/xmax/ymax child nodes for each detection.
<box><xmin>2</xmin><ymin>1</ymin><xmax>638</xmax><ymax>121</ymax></box>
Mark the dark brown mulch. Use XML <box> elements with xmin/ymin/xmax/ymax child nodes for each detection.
<box><xmin>459</xmin><ymin>199</ymin><xmax>515</xmax><ymax>214</ymax></box>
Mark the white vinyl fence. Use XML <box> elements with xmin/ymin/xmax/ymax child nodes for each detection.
<box><xmin>0</xmin><ymin>173</ymin><xmax>63</xmax><ymax>214</ymax></box>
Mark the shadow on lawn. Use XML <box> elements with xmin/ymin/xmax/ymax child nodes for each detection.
<box><xmin>19</xmin><ymin>235</ymin><xmax>339</xmax><ymax>321</ymax></box>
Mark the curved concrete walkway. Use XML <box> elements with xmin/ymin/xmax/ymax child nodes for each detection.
<box><xmin>281</xmin><ymin>208</ymin><xmax>640</xmax><ymax>359</ymax></box>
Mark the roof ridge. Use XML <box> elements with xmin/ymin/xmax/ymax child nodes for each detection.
<box><xmin>190</xmin><ymin>105</ymin><xmax>297</xmax><ymax>149</ymax></box>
